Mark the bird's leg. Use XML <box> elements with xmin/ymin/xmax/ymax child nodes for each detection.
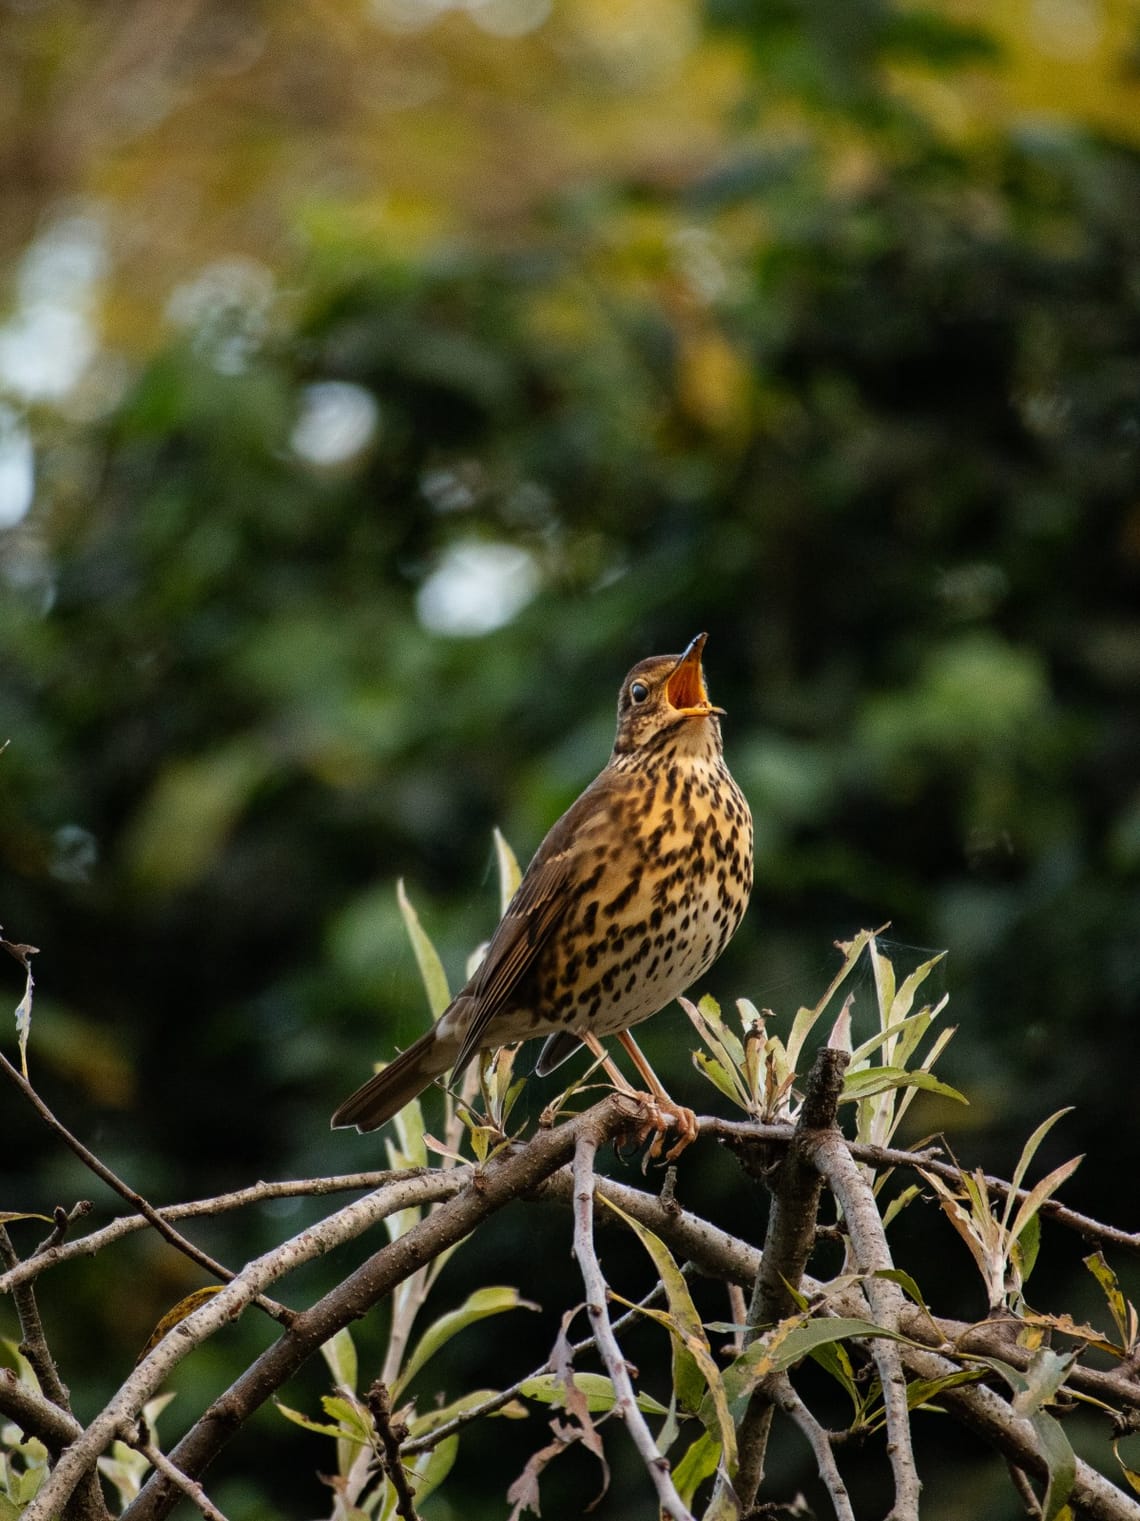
<box><xmin>616</xmin><ymin>1030</ymin><xmax>699</xmax><ymax>1161</ymax></box>
<box><xmin>581</xmin><ymin>1031</ymin><xmax>642</xmax><ymax>1096</ymax></box>
<box><xmin>581</xmin><ymin>1031</ymin><xmax>698</xmax><ymax>1162</ymax></box>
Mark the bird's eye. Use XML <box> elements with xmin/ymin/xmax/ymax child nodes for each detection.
<box><xmin>630</xmin><ymin>681</ymin><xmax>650</xmax><ymax>704</ymax></box>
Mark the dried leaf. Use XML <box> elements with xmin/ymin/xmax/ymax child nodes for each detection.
<box><xmin>2</xmin><ymin>935</ymin><xmax>38</xmax><ymax>1078</ymax></box>
<box><xmin>137</xmin><ymin>1286</ymin><xmax>223</xmax><ymax>1361</ymax></box>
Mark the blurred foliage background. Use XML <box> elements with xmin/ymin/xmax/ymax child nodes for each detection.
<box><xmin>2</xmin><ymin>0</ymin><xmax>1140</xmax><ymax>1516</ymax></box>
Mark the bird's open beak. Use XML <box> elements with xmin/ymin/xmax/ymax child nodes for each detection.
<box><xmin>666</xmin><ymin>633</ymin><xmax>725</xmax><ymax>717</ymax></box>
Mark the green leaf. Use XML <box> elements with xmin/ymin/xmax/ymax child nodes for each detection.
<box><xmin>394</xmin><ymin>1285</ymin><xmax>537</xmax><ymax>1398</ymax></box>
<box><xmin>406</xmin><ymin>1388</ymin><xmax>521</xmax><ymax>1439</ymax></box>
<box><xmin>691</xmin><ymin>1049</ymin><xmax>747</xmax><ymax>1106</ymax></box>
<box><xmin>599</xmin><ymin>1194</ymin><xmax>737</xmax><ymax>1469</ymax></box>
<box><xmin>725</xmin><ymin>1314</ymin><xmax>914</xmax><ymax>1403</ymax></box>
<box><xmin>275</xmin><ymin>1400</ymin><xmax>366</xmax><ymax>1443</ymax></box>
<box><xmin>1033</xmin><ymin>1407</ymin><xmax>1077</xmax><ymax>1521</ymax></box>
<box><xmin>881</xmin><ymin>1184</ymin><xmax>921</xmax><ymax>1230</ymax></box>
<box><xmin>874</xmin><ymin>1267</ymin><xmax>934</xmax><ymax>1319</ymax></box>
<box><xmin>672</xmin><ymin>1429</ymin><xmax>721</xmax><ymax>1507</ymax></box>
<box><xmin>1005</xmin><ymin>1109</ymin><xmax>1073</xmax><ymax>1227</ymax></box>
<box><xmin>1011</xmin><ymin>1208</ymin><xmax>1041</xmax><ymax>1287</ymax></box>
<box><xmin>408</xmin><ymin>1433</ymin><xmax>459</xmax><ymax>1508</ymax></box>
<box><xmin>519</xmin><ymin>1372</ymin><xmax>668</xmax><ymax>1416</ymax></box>
<box><xmin>320</xmin><ymin>1326</ymin><xmax>358</xmax><ymax>1393</ymax></box>
<box><xmin>493</xmin><ymin>828</ymin><xmax>522</xmax><ymax>914</ymax></box>
<box><xmin>785</xmin><ymin>928</ymin><xmax>878</xmax><ymax>1072</ymax></box>
<box><xmin>396</xmin><ymin>878</ymin><xmax>451</xmax><ymax>1019</ymax></box>
<box><xmin>808</xmin><ymin>1337</ymin><xmax>860</xmax><ymax>1408</ymax></box>
<box><xmin>1007</xmin><ymin>1155</ymin><xmax>1083</xmax><ymax>1250</ymax></box>
<box><xmin>840</xmin><ymin>1066</ymin><xmax>966</xmax><ymax>1105</ymax></box>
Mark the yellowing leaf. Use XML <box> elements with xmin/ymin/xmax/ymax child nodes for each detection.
<box><xmin>599</xmin><ymin>1193</ymin><xmax>737</xmax><ymax>1470</ymax></box>
<box><xmin>396</xmin><ymin>878</ymin><xmax>451</xmax><ymax>1019</ymax></box>
<box><xmin>138</xmin><ymin>1286</ymin><xmax>224</xmax><ymax>1361</ymax></box>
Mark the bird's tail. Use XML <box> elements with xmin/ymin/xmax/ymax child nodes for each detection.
<box><xmin>331</xmin><ymin>1027</ymin><xmax>455</xmax><ymax>1132</ymax></box>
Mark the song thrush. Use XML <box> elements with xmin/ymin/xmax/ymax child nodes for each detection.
<box><xmin>331</xmin><ymin>633</ymin><xmax>753</xmax><ymax>1148</ymax></box>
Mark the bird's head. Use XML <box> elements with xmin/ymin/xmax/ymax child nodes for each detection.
<box><xmin>612</xmin><ymin>633</ymin><xmax>725</xmax><ymax>757</ymax></box>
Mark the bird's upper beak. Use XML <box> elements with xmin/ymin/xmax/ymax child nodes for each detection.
<box><xmin>666</xmin><ymin>633</ymin><xmax>725</xmax><ymax>717</ymax></box>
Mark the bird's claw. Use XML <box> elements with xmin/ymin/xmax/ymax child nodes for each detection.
<box><xmin>614</xmin><ymin>1091</ymin><xmax>698</xmax><ymax>1164</ymax></box>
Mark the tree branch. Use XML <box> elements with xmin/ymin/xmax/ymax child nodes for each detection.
<box><xmin>118</xmin><ymin>1096</ymin><xmax>637</xmax><ymax>1521</ymax></box>
<box><xmin>0</xmin><ymin>1171</ymin><xmax>424</xmax><ymax>1295</ymax></box>
<box><xmin>21</xmin><ymin>1165</ymin><xmax>477</xmax><ymax>1521</ymax></box>
<box><xmin>807</xmin><ymin>1127</ymin><xmax>923</xmax><ymax>1521</ymax></box>
<box><xmin>0</xmin><ymin>1051</ymin><xmax>289</xmax><ymax>1321</ymax></box>
<box><xmin>570</xmin><ymin>1127</ymin><xmax>693</xmax><ymax>1521</ymax></box>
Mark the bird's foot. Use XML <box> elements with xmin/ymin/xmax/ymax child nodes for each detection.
<box><xmin>616</xmin><ymin>1091</ymin><xmax>699</xmax><ymax>1164</ymax></box>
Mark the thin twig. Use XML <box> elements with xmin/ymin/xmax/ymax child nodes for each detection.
<box><xmin>808</xmin><ymin>1129</ymin><xmax>923</xmax><ymax>1521</ymax></box>
<box><xmin>0</xmin><ymin>1223</ymin><xmax>71</xmax><ymax>1410</ymax></box>
<box><xmin>707</xmin><ymin>1118</ymin><xmax>1140</xmax><ymax>1257</ymax></box>
<box><xmin>137</xmin><ymin>1443</ymin><xmax>230</xmax><ymax>1521</ymax></box>
<box><xmin>771</xmin><ymin>1373</ymin><xmax>856</xmax><ymax>1521</ymax></box>
<box><xmin>570</xmin><ymin>1129</ymin><xmax>693</xmax><ymax>1521</ymax></box>
<box><xmin>366</xmin><ymin>1382</ymin><xmax>420</xmax><ymax>1521</ymax></box>
<box><xmin>400</xmin><ymin>1272</ymin><xmax>673</xmax><ymax>1457</ymax></box>
<box><xmin>896</xmin><ymin>1341</ymin><xmax>1140</xmax><ymax>1521</ymax></box>
<box><xmin>119</xmin><ymin>1097</ymin><xmax>635</xmax><ymax>1521</ymax></box>
<box><xmin>0</xmin><ymin>1051</ymin><xmax>290</xmax><ymax>1321</ymax></box>
<box><xmin>723</xmin><ymin>1048</ymin><xmax>849</xmax><ymax>1515</ymax></box>
<box><xmin>22</xmin><ymin>1165</ymin><xmax>482</xmax><ymax>1521</ymax></box>
<box><xmin>0</xmin><ymin>1170</ymin><xmax>431</xmax><ymax>1294</ymax></box>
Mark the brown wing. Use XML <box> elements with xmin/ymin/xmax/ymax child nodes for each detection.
<box><xmin>449</xmin><ymin>767</ymin><xmax>619</xmax><ymax>1075</ymax></box>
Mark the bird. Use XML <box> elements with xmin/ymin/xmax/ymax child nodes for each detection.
<box><xmin>331</xmin><ymin>633</ymin><xmax>753</xmax><ymax>1152</ymax></box>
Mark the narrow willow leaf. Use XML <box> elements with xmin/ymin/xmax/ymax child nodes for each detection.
<box><xmin>692</xmin><ymin>1049</ymin><xmax>748</xmax><ymax>1106</ymax></box>
<box><xmin>785</xmin><ymin>927</ymin><xmax>878</xmax><ymax>1071</ymax></box>
<box><xmin>600</xmin><ymin>1193</ymin><xmax>737</xmax><ymax>1469</ymax></box>
<box><xmin>409</xmin><ymin>1433</ymin><xmax>459</xmax><ymax>1508</ymax></box>
<box><xmin>1011</xmin><ymin>1209</ymin><xmax>1041</xmax><ymax>1287</ymax></box>
<box><xmin>841</xmin><ymin>1066</ymin><xmax>966</xmax><ymax>1105</ymax></box>
<box><xmin>890</xmin><ymin>952</ymin><xmax>948</xmax><ymax>1024</ymax></box>
<box><xmin>395</xmin><ymin>1286</ymin><xmax>538</xmax><ymax>1398</ymax></box>
<box><xmin>882</xmin><ymin>1184</ymin><xmax>921</xmax><ymax>1231</ymax></box>
<box><xmin>1004</xmin><ymin>1108</ymin><xmax>1074</xmax><ymax>1230</ymax></box>
<box><xmin>1113</xmin><ymin>1437</ymin><xmax>1140</xmax><ymax>1496</ymax></box>
<box><xmin>1007</xmin><ymin>1155</ymin><xmax>1083</xmax><ymax>1249</ymax></box>
<box><xmin>275</xmin><ymin>1400</ymin><xmax>362</xmax><ymax>1442</ymax></box>
<box><xmin>493</xmin><ymin>828</ymin><xmax>522</xmax><ymax>915</ymax></box>
<box><xmin>519</xmin><ymin>1372</ymin><xmax>668</xmax><ymax>1416</ymax></box>
<box><xmin>848</xmin><ymin>1012</ymin><xmax>930</xmax><ymax>1070</ymax></box>
<box><xmin>2</xmin><ymin>937</ymin><xmax>38</xmax><ymax>1078</ymax></box>
<box><xmin>1034</xmin><ymin>1407</ymin><xmax>1077</xmax><ymax>1521</ymax></box>
<box><xmin>1084</xmin><ymin>1252</ymin><xmax>1136</xmax><ymax>1350</ymax></box>
<box><xmin>869</xmin><ymin>938</ymin><xmax>897</xmax><ymax>1041</ymax></box>
<box><xmin>321</xmin><ymin>1394</ymin><xmax>374</xmax><ymax>1446</ymax></box>
<box><xmin>137</xmin><ymin>1287</ymin><xmax>223</xmax><ymax>1361</ymax></box>
<box><xmin>396</xmin><ymin>878</ymin><xmax>451</xmax><ymax>1018</ymax></box>
<box><xmin>672</xmin><ymin>1429</ymin><xmax>721</xmax><ymax>1507</ymax></box>
<box><xmin>320</xmin><ymin>1326</ymin><xmax>357</xmax><ymax>1393</ymax></box>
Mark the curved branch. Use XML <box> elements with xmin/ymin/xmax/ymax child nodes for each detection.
<box><xmin>570</xmin><ymin>1128</ymin><xmax>693</xmax><ymax>1521</ymax></box>
<box><xmin>118</xmin><ymin>1097</ymin><xmax>635</xmax><ymax>1521</ymax></box>
<box><xmin>0</xmin><ymin>1171</ymin><xmax>423</xmax><ymax>1295</ymax></box>
<box><xmin>807</xmin><ymin>1129</ymin><xmax>922</xmax><ymax>1521</ymax></box>
<box><xmin>20</xmin><ymin>1166</ymin><xmax>473</xmax><ymax>1521</ymax></box>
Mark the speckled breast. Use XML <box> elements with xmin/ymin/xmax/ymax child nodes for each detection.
<box><xmin>532</xmin><ymin>748</ymin><xmax>754</xmax><ymax>1038</ymax></box>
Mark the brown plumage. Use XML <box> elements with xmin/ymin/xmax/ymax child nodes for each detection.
<box><xmin>331</xmin><ymin>633</ymin><xmax>753</xmax><ymax>1134</ymax></box>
